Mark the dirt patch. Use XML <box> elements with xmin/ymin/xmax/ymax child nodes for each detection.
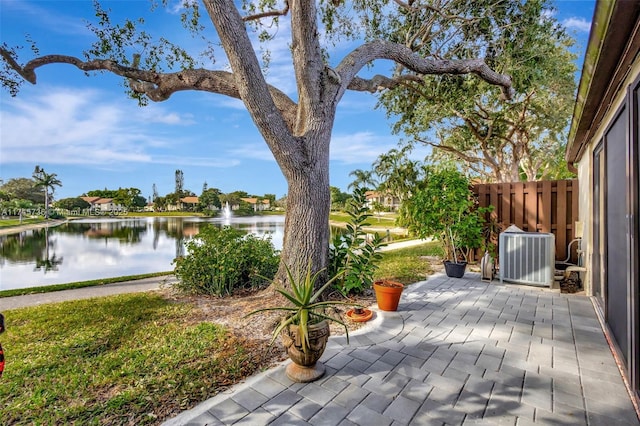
<box><xmin>160</xmin><ymin>285</ymin><xmax>378</xmax><ymax>358</ymax></box>
<box><xmin>420</xmin><ymin>256</ymin><xmax>445</xmax><ymax>273</ymax></box>
<box><xmin>143</xmin><ymin>286</ymin><xmax>376</xmax><ymax>423</ymax></box>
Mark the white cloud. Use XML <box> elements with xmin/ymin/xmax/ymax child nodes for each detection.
<box><xmin>0</xmin><ymin>87</ymin><xmax>205</xmax><ymax>166</ymax></box>
<box><xmin>167</xmin><ymin>0</ymin><xmax>199</xmax><ymax>15</ymax></box>
<box><xmin>563</xmin><ymin>17</ymin><xmax>592</xmax><ymax>33</ymax></box>
<box><xmin>1</xmin><ymin>1</ymin><xmax>90</xmax><ymax>37</ymax></box>
<box><xmin>137</xmin><ymin>108</ymin><xmax>195</xmax><ymax>125</ymax></box>
<box><xmin>330</xmin><ymin>132</ymin><xmax>397</xmax><ymax>164</ymax></box>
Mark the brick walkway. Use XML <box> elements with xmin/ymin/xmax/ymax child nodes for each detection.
<box><xmin>164</xmin><ymin>273</ymin><xmax>640</xmax><ymax>426</ymax></box>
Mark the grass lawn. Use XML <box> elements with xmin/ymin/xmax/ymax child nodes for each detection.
<box><xmin>0</xmin><ymin>293</ymin><xmax>270</xmax><ymax>425</ymax></box>
<box><xmin>375</xmin><ymin>241</ymin><xmax>444</xmax><ymax>285</ymax></box>
<box><xmin>330</xmin><ymin>211</ymin><xmax>398</xmax><ymax>227</ymax></box>
<box><xmin>0</xmin><ymin>218</ymin><xmax>46</xmax><ymax>228</ymax></box>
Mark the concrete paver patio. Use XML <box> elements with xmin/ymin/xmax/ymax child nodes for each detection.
<box><xmin>164</xmin><ymin>273</ymin><xmax>640</xmax><ymax>426</ymax></box>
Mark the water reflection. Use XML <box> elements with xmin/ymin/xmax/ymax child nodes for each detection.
<box><xmin>1</xmin><ymin>227</ymin><xmax>64</xmax><ymax>272</ymax></box>
<box><xmin>0</xmin><ymin>216</ymin><xmax>285</xmax><ymax>291</ymax></box>
<box><xmin>34</xmin><ymin>227</ymin><xmax>63</xmax><ymax>272</ymax></box>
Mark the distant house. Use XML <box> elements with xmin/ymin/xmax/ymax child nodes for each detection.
<box><xmin>166</xmin><ymin>196</ymin><xmax>199</xmax><ymax>211</ymax></box>
<box><xmin>365</xmin><ymin>191</ymin><xmax>401</xmax><ymax>211</ymax></box>
<box><xmin>80</xmin><ymin>196</ymin><xmax>123</xmax><ymax>212</ymax></box>
<box><xmin>240</xmin><ymin>197</ymin><xmax>270</xmax><ymax>211</ymax></box>
<box><xmin>180</xmin><ymin>196</ymin><xmax>199</xmax><ymax>211</ymax></box>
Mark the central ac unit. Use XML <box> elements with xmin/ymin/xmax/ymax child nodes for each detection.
<box><xmin>499</xmin><ymin>231</ymin><xmax>555</xmax><ymax>287</ymax></box>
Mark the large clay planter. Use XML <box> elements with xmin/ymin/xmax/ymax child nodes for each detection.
<box><xmin>373</xmin><ymin>280</ymin><xmax>404</xmax><ymax>311</ymax></box>
<box><xmin>281</xmin><ymin>320</ymin><xmax>330</xmax><ymax>382</ymax></box>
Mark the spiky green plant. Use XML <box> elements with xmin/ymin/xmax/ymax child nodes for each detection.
<box><xmin>247</xmin><ymin>262</ymin><xmax>355</xmax><ymax>355</ymax></box>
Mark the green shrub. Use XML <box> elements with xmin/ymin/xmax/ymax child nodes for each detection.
<box><xmin>329</xmin><ymin>187</ymin><xmax>386</xmax><ymax>296</ymax></box>
<box><xmin>401</xmin><ymin>167</ymin><xmax>486</xmax><ymax>262</ymax></box>
<box><xmin>173</xmin><ymin>225</ymin><xmax>279</xmax><ymax>296</ymax></box>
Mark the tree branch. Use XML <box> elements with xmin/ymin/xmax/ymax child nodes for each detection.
<box><xmin>448</xmin><ymin>108</ymin><xmax>504</xmax><ymax>176</ymax></box>
<box><xmin>416</xmin><ymin>137</ymin><xmax>485</xmax><ymax>166</ymax></box>
<box><xmin>336</xmin><ymin>40</ymin><xmax>512</xmax><ymax>101</ymax></box>
<box><xmin>452</xmin><ymin>110</ymin><xmax>485</xmax><ymax>142</ymax></box>
<box><xmin>347</xmin><ymin>74</ymin><xmax>423</xmax><ymax>93</ymax></box>
<box><xmin>290</xmin><ymin>0</ymin><xmax>326</xmax><ymax>135</ymax></box>
<box><xmin>242</xmin><ymin>0</ymin><xmax>289</xmax><ymax>21</ymax></box>
<box><xmin>0</xmin><ymin>48</ymin><xmax>298</xmax><ymax>126</ymax></box>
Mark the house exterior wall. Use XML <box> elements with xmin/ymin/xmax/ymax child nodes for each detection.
<box><xmin>576</xmin><ymin>155</ymin><xmax>593</xmax><ymax>294</ymax></box>
<box><xmin>566</xmin><ymin>0</ymin><xmax>640</xmax><ymax>406</ymax></box>
<box><xmin>574</xmin><ymin>58</ymin><xmax>640</xmax><ymax>297</ymax></box>
<box><xmin>98</xmin><ymin>202</ymin><xmax>119</xmax><ymax>212</ymax></box>
<box><xmin>365</xmin><ymin>191</ymin><xmax>401</xmax><ymax>211</ymax></box>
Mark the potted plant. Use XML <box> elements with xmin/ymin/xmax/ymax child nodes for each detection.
<box><xmin>402</xmin><ymin>167</ymin><xmax>485</xmax><ymax>278</ymax></box>
<box><xmin>247</xmin><ymin>262</ymin><xmax>355</xmax><ymax>383</ymax></box>
<box><xmin>373</xmin><ymin>279</ymin><xmax>404</xmax><ymax>311</ymax></box>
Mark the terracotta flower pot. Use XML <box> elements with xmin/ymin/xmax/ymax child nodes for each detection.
<box><xmin>373</xmin><ymin>279</ymin><xmax>404</xmax><ymax>311</ymax></box>
<box><xmin>281</xmin><ymin>320</ymin><xmax>330</xmax><ymax>382</ymax></box>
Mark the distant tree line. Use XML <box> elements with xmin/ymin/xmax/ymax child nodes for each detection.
<box><xmin>1</xmin><ymin>167</ymin><xmax>283</xmax><ymax>217</ymax></box>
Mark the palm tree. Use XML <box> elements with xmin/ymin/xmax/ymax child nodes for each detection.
<box><xmin>348</xmin><ymin>169</ymin><xmax>377</xmax><ymax>191</ymax></box>
<box><xmin>373</xmin><ymin>146</ymin><xmax>421</xmax><ymax>202</ymax></box>
<box><xmin>32</xmin><ymin>165</ymin><xmax>62</xmax><ymax>219</ymax></box>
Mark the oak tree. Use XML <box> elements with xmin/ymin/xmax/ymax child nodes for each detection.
<box><xmin>1</xmin><ymin>0</ymin><xmax>511</xmax><ymax>284</ymax></box>
<box><xmin>378</xmin><ymin>0</ymin><xmax>575</xmax><ymax>182</ymax></box>
<box><xmin>0</xmin><ymin>177</ymin><xmax>43</xmax><ymax>204</ymax></box>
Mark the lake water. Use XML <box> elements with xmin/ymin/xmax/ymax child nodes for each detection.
<box><xmin>0</xmin><ymin>216</ymin><xmax>285</xmax><ymax>291</ymax></box>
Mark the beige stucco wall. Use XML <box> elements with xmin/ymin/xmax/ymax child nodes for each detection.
<box><xmin>573</xmin><ymin>58</ymin><xmax>640</xmax><ymax>296</ymax></box>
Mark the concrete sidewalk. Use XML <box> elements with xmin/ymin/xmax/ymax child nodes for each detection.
<box><xmin>0</xmin><ymin>275</ymin><xmax>178</xmax><ymax>311</ymax></box>
<box><xmin>164</xmin><ymin>273</ymin><xmax>640</xmax><ymax>426</ymax></box>
<box><xmin>379</xmin><ymin>238</ymin><xmax>431</xmax><ymax>252</ymax></box>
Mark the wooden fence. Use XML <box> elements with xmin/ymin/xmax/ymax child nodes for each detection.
<box><xmin>472</xmin><ymin>179</ymin><xmax>579</xmax><ymax>262</ymax></box>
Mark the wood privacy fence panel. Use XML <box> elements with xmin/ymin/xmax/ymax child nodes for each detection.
<box><xmin>472</xmin><ymin>179</ymin><xmax>579</xmax><ymax>262</ymax></box>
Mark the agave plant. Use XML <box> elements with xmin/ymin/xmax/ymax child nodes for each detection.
<box><xmin>247</xmin><ymin>262</ymin><xmax>356</xmax><ymax>355</ymax></box>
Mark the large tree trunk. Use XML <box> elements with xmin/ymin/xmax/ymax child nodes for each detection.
<box><xmin>273</xmin><ymin>122</ymin><xmax>333</xmax><ymax>285</ymax></box>
<box><xmin>279</xmin><ymin>148</ymin><xmax>331</xmax><ymax>280</ymax></box>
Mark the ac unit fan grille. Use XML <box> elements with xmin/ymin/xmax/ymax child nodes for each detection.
<box><xmin>499</xmin><ymin>233</ymin><xmax>555</xmax><ymax>287</ymax></box>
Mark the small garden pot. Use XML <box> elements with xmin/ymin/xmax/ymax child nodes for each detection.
<box><xmin>444</xmin><ymin>261</ymin><xmax>467</xmax><ymax>278</ymax></box>
<box><xmin>373</xmin><ymin>280</ymin><xmax>404</xmax><ymax>311</ymax></box>
<box><xmin>346</xmin><ymin>308</ymin><xmax>373</xmax><ymax>322</ymax></box>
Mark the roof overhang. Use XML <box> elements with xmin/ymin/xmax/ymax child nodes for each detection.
<box><xmin>566</xmin><ymin>0</ymin><xmax>640</xmax><ymax>169</ymax></box>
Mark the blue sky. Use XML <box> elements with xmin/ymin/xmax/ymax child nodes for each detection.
<box><xmin>0</xmin><ymin>1</ymin><xmax>595</xmax><ymax>201</ymax></box>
